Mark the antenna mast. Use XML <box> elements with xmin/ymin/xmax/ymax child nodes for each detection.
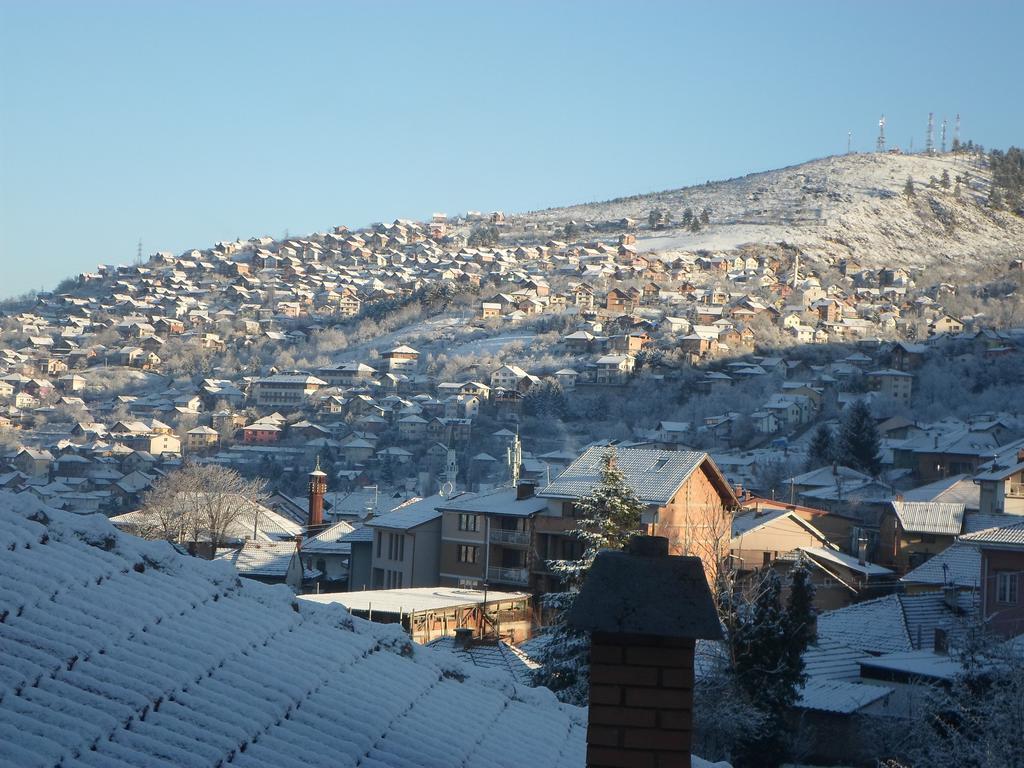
<box><xmin>926</xmin><ymin>112</ymin><xmax>934</xmax><ymax>154</ymax></box>
<box><xmin>876</xmin><ymin>115</ymin><xmax>886</xmax><ymax>153</ymax></box>
<box><xmin>954</xmin><ymin>113</ymin><xmax>961</xmax><ymax>148</ymax></box>
<box><xmin>940</xmin><ymin>118</ymin><xmax>947</xmax><ymax>153</ymax></box>
<box><xmin>136</xmin><ymin>239</ymin><xmax>143</xmax><ymax>265</ymax></box>
<box><xmin>507</xmin><ymin>431</ymin><xmax>522</xmax><ymax>487</ymax></box>
<box><xmin>847</xmin><ymin>131</ymin><xmax>852</xmax><ymax>154</ymax></box>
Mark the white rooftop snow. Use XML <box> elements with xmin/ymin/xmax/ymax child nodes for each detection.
<box><xmin>0</xmin><ymin>492</ymin><xmax>585</xmax><ymax>768</ymax></box>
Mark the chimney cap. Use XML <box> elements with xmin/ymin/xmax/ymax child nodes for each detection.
<box><xmin>566</xmin><ymin>546</ymin><xmax>722</xmax><ymax>640</ymax></box>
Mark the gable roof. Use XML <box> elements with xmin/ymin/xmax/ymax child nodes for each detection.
<box><xmin>540</xmin><ymin>447</ymin><xmax>736</xmax><ymax>507</ymax></box>
<box><xmin>0</xmin><ymin>492</ymin><xmax>586</xmax><ymax>768</ymax></box>
<box><xmin>891</xmin><ymin>500</ymin><xmax>966</xmax><ymax>536</ymax></box>
<box><xmin>900</xmin><ymin>542</ymin><xmax>982</xmax><ymax>588</ymax></box>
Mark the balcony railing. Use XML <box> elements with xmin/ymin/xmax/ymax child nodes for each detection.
<box><xmin>487</xmin><ymin>566</ymin><xmax>529</xmax><ymax>585</ymax></box>
<box><xmin>490</xmin><ymin>528</ymin><xmax>530</xmax><ymax>546</ymax></box>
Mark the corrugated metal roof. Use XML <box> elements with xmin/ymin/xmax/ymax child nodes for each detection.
<box><xmin>892</xmin><ymin>501</ymin><xmax>965</xmax><ymax>535</ymax></box>
<box><xmin>539</xmin><ymin>447</ymin><xmax>711</xmax><ymax>506</ymax></box>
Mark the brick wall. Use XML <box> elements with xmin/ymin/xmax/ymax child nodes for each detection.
<box><xmin>586</xmin><ymin>631</ymin><xmax>695</xmax><ymax>768</ymax></box>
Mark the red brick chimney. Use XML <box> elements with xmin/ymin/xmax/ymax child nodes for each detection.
<box><xmin>566</xmin><ymin>536</ymin><xmax>722</xmax><ymax>768</ymax></box>
<box><xmin>307</xmin><ymin>457</ymin><xmax>327</xmax><ymax>530</ymax></box>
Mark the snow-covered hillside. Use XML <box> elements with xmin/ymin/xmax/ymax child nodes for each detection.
<box><xmin>0</xmin><ymin>493</ymin><xmax>585</xmax><ymax>768</ymax></box>
<box><xmin>515</xmin><ymin>152</ymin><xmax>1024</xmax><ymax>270</ymax></box>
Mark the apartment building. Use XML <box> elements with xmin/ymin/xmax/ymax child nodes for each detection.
<box><xmin>251</xmin><ymin>373</ymin><xmax>327</xmax><ymax>407</ymax></box>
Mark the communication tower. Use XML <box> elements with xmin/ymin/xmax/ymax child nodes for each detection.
<box><xmin>940</xmin><ymin>118</ymin><xmax>947</xmax><ymax>153</ymax></box>
<box><xmin>876</xmin><ymin>115</ymin><xmax>886</xmax><ymax>153</ymax></box>
<box><xmin>926</xmin><ymin>113</ymin><xmax>934</xmax><ymax>154</ymax></box>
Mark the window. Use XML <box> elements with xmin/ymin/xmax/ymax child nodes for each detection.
<box><xmin>458</xmin><ymin>513</ymin><xmax>479</xmax><ymax>532</ymax></box>
<box><xmin>996</xmin><ymin>571</ymin><xmax>1019</xmax><ymax>604</ymax></box>
<box><xmin>458</xmin><ymin>545</ymin><xmax>479</xmax><ymax>564</ymax></box>
<box><xmin>386</xmin><ymin>533</ymin><xmax>405</xmax><ymax>561</ymax></box>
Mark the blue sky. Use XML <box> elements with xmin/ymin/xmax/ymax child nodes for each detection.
<box><xmin>1</xmin><ymin>0</ymin><xmax>1021</xmax><ymax>298</ymax></box>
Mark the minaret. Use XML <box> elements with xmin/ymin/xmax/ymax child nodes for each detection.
<box><xmin>307</xmin><ymin>457</ymin><xmax>327</xmax><ymax>530</ymax></box>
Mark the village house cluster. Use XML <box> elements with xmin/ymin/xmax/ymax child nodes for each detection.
<box><xmin>0</xmin><ymin>202</ymin><xmax>1022</xmax><ymax>766</ymax></box>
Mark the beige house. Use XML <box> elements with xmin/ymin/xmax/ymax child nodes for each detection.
<box><xmin>539</xmin><ymin>447</ymin><xmax>739</xmax><ymax>587</ymax></box>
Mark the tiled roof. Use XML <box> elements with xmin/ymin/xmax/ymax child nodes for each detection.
<box><xmin>301</xmin><ymin>520</ymin><xmax>356</xmax><ymax>555</ymax></box>
<box><xmin>540</xmin><ymin>447</ymin><xmax>714</xmax><ymax>506</ymax></box>
<box><xmin>0</xmin><ymin>492</ymin><xmax>586</xmax><ymax>768</ymax></box>
<box><xmin>900</xmin><ymin>542</ymin><xmax>982</xmax><ymax>587</ymax></box>
<box><xmin>817</xmin><ymin>595</ymin><xmax>913</xmax><ymax>654</ymax></box>
<box><xmin>427</xmin><ymin>637</ymin><xmax>539</xmax><ymax>686</ymax></box>
<box><xmin>892</xmin><ymin>501</ymin><xmax>965</xmax><ymax>536</ymax></box>
<box><xmin>959</xmin><ymin>520</ymin><xmax>1024</xmax><ymax>547</ymax></box>
<box><xmin>214</xmin><ymin>540</ymin><xmax>315</xmax><ymax>579</ymax></box>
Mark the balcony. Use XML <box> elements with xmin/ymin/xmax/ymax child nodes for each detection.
<box><xmin>487</xmin><ymin>566</ymin><xmax>530</xmax><ymax>586</ymax></box>
<box><xmin>489</xmin><ymin>528</ymin><xmax>530</xmax><ymax>546</ymax></box>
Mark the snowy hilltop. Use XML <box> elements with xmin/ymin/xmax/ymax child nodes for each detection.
<box><xmin>513</xmin><ymin>151</ymin><xmax>1024</xmax><ymax>270</ymax></box>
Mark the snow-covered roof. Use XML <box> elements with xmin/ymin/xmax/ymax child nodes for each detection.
<box><xmin>439</xmin><ymin>486</ymin><xmax>548</xmax><ymax>518</ymax></box>
<box><xmin>959</xmin><ymin>519</ymin><xmax>1024</xmax><ymax>548</ymax></box>
<box><xmin>902</xmin><ymin>474</ymin><xmax>980</xmax><ymax>510</ymax></box>
<box><xmin>214</xmin><ymin>540</ymin><xmax>315</xmax><ymax>579</ymax></box>
<box><xmin>900</xmin><ymin>542</ymin><xmax>981</xmax><ymax>588</ymax></box>
<box><xmin>300</xmin><ymin>587</ymin><xmax>529</xmax><ymax>615</ymax></box>
<box><xmin>799</xmin><ymin>546</ymin><xmax>893</xmax><ymax>577</ymax></box>
<box><xmin>364</xmin><ymin>495</ymin><xmax>447</xmax><ymax>531</ymax></box>
<box><xmin>541</xmin><ymin>447</ymin><xmax>731</xmax><ymax>507</ymax></box>
<box><xmin>818</xmin><ymin>591</ymin><xmax>979</xmax><ymax>655</ymax></box>
<box><xmin>0</xmin><ymin>492</ymin><xmax>586</xmax><ymax>767</ymax></box>
<box><xmin>301</xmin><ymin>519</ymin><xmax>356</xmax><ymax>555</ymax></box>
<box><xmin>797</xmin><ymin>677</ymin><xmax>891</xmax><ymax>714</ymax></box>
<box><xmin>427</xmin><ymin>637</ymin><xmax>539</xmax><ymax>686</ymax></box>
<box><xmin>892</xmin><ymin>500</ymin><xmax>965</xmax><ymax>536</ymax></box>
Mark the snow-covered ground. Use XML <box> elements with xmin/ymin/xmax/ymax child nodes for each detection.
<box><xmin>515</xmin><ymin>152</ymin><xmax>1024</xmax><ymax>271</ymax></box>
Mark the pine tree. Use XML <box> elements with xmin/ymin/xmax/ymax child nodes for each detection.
<box><xmin>729</xmin><ymin>571</ymin><xmax>791</xmax><ymax>766</ymax></box>
<box><xmin>904</xmin><ymin>176</ymin><xmax>916</xmax><ymax>198</ymax></box>
<box><xmin>940</xmin><ymin>169</ymin><xmax>951</xmax><ymax>189</ymax></box>
<box><xmin>681</xmin><ymin>207</ymin><xmax>694</xmax><ymax>226</ymax></box>
<box><xmin>534</xmin><ymin>450</ymin><xmax>646</xmax><ymax>703</ymax></box>
<box><xmin>689</xmin><ymin>215</ymin><xmax>702</xmax><ymax>233</ymax></box>
<box><xmin>835</xmin><ymin>400</ymin><xmax>882</xmax><ymax>476</ymax></box>
<box><xmin>700</xmin><ymin>206</ymin><xmax>711</xmax><ymax>224</ymax></box>
<box><xmin>806</xmin><ymin>423</ymin><xmax>834</xmax><ymax>470</ymax></box>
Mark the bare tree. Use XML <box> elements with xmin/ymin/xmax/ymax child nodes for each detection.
<box><xmin>137</xmin><ymin>464</ymin><xmax>267</xmax><ymax>556</ymax></box>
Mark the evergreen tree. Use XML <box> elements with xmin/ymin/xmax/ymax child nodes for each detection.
<box><xmin>700</xmin><ymin>206</ymin><xmax>711</xmax><ymax>224</ymax></box>
<box><xmin>806</xmin><ymin>423</ymin><xmax>834</xmax><ymax>470</ymax></box>
<box><xmin>940</xmin><ymin>169</ymin><xmax>951</xmax><ymax>189</ymax></box>
<box><xmin>681</xmin><ymin>207</ymin><xmax>694</xmax><ymax>226</ymax></box>
<box><xmin>534</xmin><ymin>450</ymin><xmax>646</xmax><ymax>703</ymax></box>
<box><xmin>835</xmin><ymin>400</ymin><xmax>882</xmax><ymax>476</ymax></box>
<box><xmin>689</xmin><ymin>215</ymin><xmax>702</xmax><ymax>233</ymax></box>
<box><xmin>904</xmin><ymin>176</ymin><xmax>916</xmax><ymax>198</ymax></box>
<box><xmin>522</xmin><ymin>379</ymin><xmax>567</xmax><ymax>419</ymax></box>
<box><xmin>729</xmin><ymin>571</ymin><xmax>792</xmax><ymax>766</ymax></box>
